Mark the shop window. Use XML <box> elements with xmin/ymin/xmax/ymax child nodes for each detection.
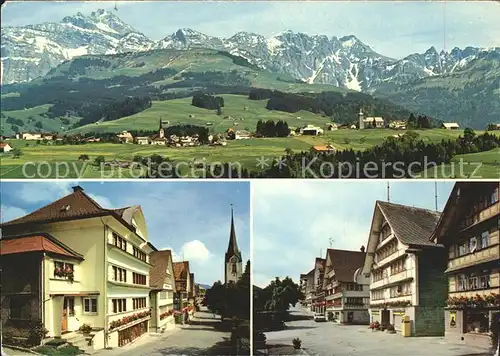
<box><xmin>465</xmin><ymin>311</ymin><xmax>489</xmax><ymax>333</ymax></box>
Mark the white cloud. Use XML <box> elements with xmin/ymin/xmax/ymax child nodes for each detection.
<box><xmin>179</xmin><ymin>240</ymin><xmax>213</xmax><ymax>264</ymax></box>
<box><xmin>159</xmin><ymin>247</ymin><xmax>181</xmax><ymax>262</ymax></box>
<box><xmin>18</xmin><ymin>182</ymin><xmax>74</xmax><ymax>203</ymax></box>
<box><xmin>88</xmin><ymin>193</ymin><xmax>115</xmax><ymax>209</ymax></box>
<box><xmin>0</xmin><ymin>205</ymin><xmax>28</xmax><ymax>223</ymax></box>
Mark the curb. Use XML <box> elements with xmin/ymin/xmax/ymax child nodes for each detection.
<box><xmin>2</xmin><ymin>345</ymin><xmax>43</xmax><ymax>355</ymax></box>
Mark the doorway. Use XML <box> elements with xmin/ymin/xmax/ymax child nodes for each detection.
<box><xmin>62</xmin><ymin>297</ymin><xmax>74</xmax><ymax>333</ymax></box>
<box><xmin>381</xmin><ymin>309</ymin><xmax>390</xmax><ymax>325</ymax></box>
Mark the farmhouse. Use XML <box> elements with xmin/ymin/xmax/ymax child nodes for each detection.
<box><xmin>362</xmin><ymin>201</ymin><xmax>447</xmax><ymax>336</ymax></box>
<box><xmin>172</xmin><ymin>262</ymin><xmax>192</xmax><ymax>310</ymax></box>
<box><xmin>311</xmin><ymin>145</ymin><xmax>336</xmax><ymax>153</ymax></box>
<box><xmin>136</xmin><ymin>137</ymin><xmax>150</xmax><ymax>145</ymax></box>
<box><xmin>116</xmin><ymin>131</ymin><xmax>134</xmax><ymax>143</ymax></box>
<box><xmin>301</xmin><ymin>125</ymin><xmax>324</xmax><ymax>135</ymax></box>
<box><xmin>441</xmin><ymin>123</ymin><xmax>460</xmax><ymax>130</ymax></box>
<box><xmin>18</xmin><ymin>132</ymin><xmax>43</xmax><ymax>140</ymax></box>
<box><xmin>389</xmin><ymin>121</ymin><xmax>407</xmax><ymax>130</ymax></box>
<box><xmin>0</xmin><ymin>142</ymin><xmax>13</xmax><ymax>152</ymax></box>
<box><xmin>323</xmin><ymin>247</ymin><xmax>370</xmax><ymax>324</ymax></box>
<box><xmin>431</xmin><ymin>182</ymin><xmax>499</xmax><ymax>350</ymax></box>
<box><xmin>235</xmin><ymin>130</ymin><xmax>252</xmax><ymax>140</ymax></box>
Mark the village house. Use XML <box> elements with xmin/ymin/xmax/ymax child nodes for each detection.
<box><xmin>17</xmin><ymin>132</ymin><xmax>43</xmax><ymax>140</ymax></box>
<box><xmin>311</xmin><ymin>145</ymin><xmax>336</xmax><ymax>154</ymax></box>
<box><xmin>135</xmin><ymin>137</ymin><xmax>150</xmax><ymax>145</ymax></box>
<box><xmin>362</xmin><ymin>201</ymin><xmax>447</xmax><ymax>336</ymax></box>
<box><xmin>389</xmin><ymin>121</ymin><xmax>407</xmax><ymax>130</ymax></box>
<box><xmin>441</xmin><ymin>123</ymin><xmax>460</xmax><ymax>130</ymax></box>
<box><xmin>323</xmin><ymin>247</ymin><xmax>370</xmax><ymax>324</ymax></box>
<box><xmin>358</xmin><ymin>110</ymin><xmax>385</xmax><ymax>129</ymax></box>
<box><xmin>149</xmin><ymin>250</ymin><xmax>176</xmax><ymax>333</ymax></box>
<box><xmin>0</xmin><ymin>142</ymin><xmax>13</xmax><ymax>152</ymax></box>
<box><xmin>116</xmin><ymin>131</ymin><xmax>134</xmax><ymax>143</ymax></box>
<box><xmin>235</xmin><ymin>130</ymin><xmax>252</xmax><ymax>140</ymax></box>
<box><xmin>326</xmin><ymin>123</ymin><xmax>338</xmax><ymax>131</ymax></box>
<box><xmin>301</xmin><ymin>125</ymin><xmax>324</xmax><ymax>136</ymax></box>
<box><xmin>431</xmin><ymin>182</ymin><xmax>499</xmax><ymax>350</ymax></box>
<box><xmin>0</xmin><ymin>186</ymin><xmax>156</xmax><ymax>350</ymax></box>
<box><xmin>310</xmin><ymin>258</ymin><xmax>326</xmax><ymax>314</ymax></box>
<box><xmin>301</xmin><ymin>269</ymin><xmax>315</xmax><ymax>309</ymax></box>
<box><xmin>1</xmin><ymin>233</ymin><xmax>87</xmax><ymax>351</ymax></box>
<box><xmin>172</xmin><ymin>262</ymin><xmax>192</xmax><ymax>310</ymax></box>
<box><xmin>84</xmin><ymin>137</ymin><xmax>101</xmax><ymax>143</ymax></box>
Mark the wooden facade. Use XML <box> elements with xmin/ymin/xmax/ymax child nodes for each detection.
<box><xmin>433</xmin><ymin>182</ymin><xmax>500</xmax><ymax>350</ymax></box>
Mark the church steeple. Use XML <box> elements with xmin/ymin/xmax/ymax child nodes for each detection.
<box><xmin>159</xmin><ymin>118</ymin><xmax>164</xmax><ymax>139</ymax></box>
<box><xmin>225</xmin><ymin>205</ymin><xmax>242</xmax><ymax>284</ymax></box>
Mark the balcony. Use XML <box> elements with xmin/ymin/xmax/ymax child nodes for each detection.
<box><xmin>370</xmin><ymin>269</ymin><xmax>414</xmax><ymax>291</ymax></box>
<box><xmin>447</xmin><ymin>242</ymin><xmax>500</xmax><ymax>273</ymax></box>
<box><xmin>373</xmin><ymin>249</ymin><xmax>407</xmax><ymax>270</ymax></box>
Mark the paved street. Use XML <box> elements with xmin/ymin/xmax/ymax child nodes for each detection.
<box><xmin>95</xmin><ymin>308</ymin><xmax>230</xmax><ymax>356</ymax></box>
<box><xmin>264</xmin><ymin>305</ymin><xmax>491</xmax><ymax>356</ymax></box>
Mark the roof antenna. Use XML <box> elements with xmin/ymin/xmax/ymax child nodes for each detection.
<box><xmin>435</xmin><ymin>181</ymin><xmax>438</xmax><ymax>211</ymax></box>
<box><xmin>320</xmin><ymin>248</ymin><xmax>322</xmax><ymax>258</ymax></box>
<box><xmin>329</xmin><ymin>237</ymin><xmax>334</xmax><ymax>248</ymax></box>
<box><xmin>114</xmin><ymin>1</ymin><xmax>118</xmax><ymax>11</ymax></box>
<box><xmin>387</xmin><ymin>182</ymin><xmax>390</xmax><ymax>202</ymax></box>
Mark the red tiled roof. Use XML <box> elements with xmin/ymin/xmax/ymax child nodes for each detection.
<box><xmin>0</xmin><ymin>142</ymin><xmax>10</xmax><ymax>148</ymax></box>
<box><xmin>0</xmin><ymin>234</ymin><xmax>83</xmax><ymax>259</ymax></box>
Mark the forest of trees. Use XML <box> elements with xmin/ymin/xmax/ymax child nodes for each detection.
<box><xmin>407</xmin><ymin>113</ymin><xmax>433</xmax><ymax>129</ymax></box>
<box><xmin>255</xmin><ymin>120</ymin><xmax>290</xmax><ymax>137</ymax></box>
<box><xmin>77</xmin><ymin>96</ymin><xmax>153</xmax><ymax>126</ymax></box>
<box><xmin>248</xmin><ymin>88</ymin><xmax>426</xmax><ymax>124</ymax></box>
<box><xmin>191</xmin><ymin>93</ymin><xmax>225</xmax><ymax>110</ymax></box>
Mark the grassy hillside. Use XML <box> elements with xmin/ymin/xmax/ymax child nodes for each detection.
<box><xmin>70</xmin><ymin>94</ymin><xmax>335</xmax><ymax>134</ymax></box>
<box><xmin>1</xmin><ymin>129</ymin><xmax>485</xmax><ymax>179</ymax></box>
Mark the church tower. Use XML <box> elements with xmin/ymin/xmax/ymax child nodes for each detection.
<box><xmin>159</xmin><ymin>118</ymin><xmax>165</xmax><ymax>139</ymax></box>
<box><xmin>358</xmin><ymin>109</ymin><xmax>365</xmax><ymax>130</ymax></box>
<box><xmin>225</xmin><ymin>206</ymin><xmax>242</xmax><ymax>284</ymax></box>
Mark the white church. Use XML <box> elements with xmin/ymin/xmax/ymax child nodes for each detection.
<box><xmin>225</xmin><ymin>207</ymin><xmax>243</xmax><ymax>284</ymax></box>
<box><xmin>358</xmin><ymin>109</ymin><xmax>385</xmax><ymax>129</ymax></box>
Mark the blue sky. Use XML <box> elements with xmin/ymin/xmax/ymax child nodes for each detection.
<box><xmin>0</xmin><ymin>181</ymin><xmax>250</xmax><ymax>286</ymax></box>
<box><xmin>2</xmin><ymin>1</ymin><xmax>499</xmax><ymax>58</ymax></box>
<box><xmin>252</xmin><ymin>180</ymin><xmax>454</xmax><ymax>288</ymax></box>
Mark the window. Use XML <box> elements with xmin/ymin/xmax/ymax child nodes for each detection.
<box><xmin>491</xmin><ymin>187</ymin><xmax>499</xmax><ymax>205</ymax></box>
<box><xmin>54</xmin><ymin>261</ymin><xmax>74</xmax><ymax>279</ymax></box>
<box><xmin>9</xmin><ymin>296</ymin><xmax>31</xmax><ymax>319</ymax></box>
<box><xmin>457</xmin><ymin>274</ymin><xmax>467</xmax><ymax>291</ymax></box>
<box><xmin>390</xmin><ymin>283</ymin><xmax>411</xmax><ymax>297</ymax></box>
<box><xmin>375</xmin><ymin>240</ymin><xmax>398</xmax><ymax>261</ymax></box>
<box><xmin>380</xmin><ymin>224</ymin><xmax>392</xmax><ymax>242</ymax></box>
<box><xmin>232</xmin><ymin>263</ymin><xmax>237</xmax><ymax>274</ymax></box>
<box><xmin>456</xmin><ymin>272</ymin><xmax>490</xmax><ymax>291</ymax></box>
<box><xmin>112</xmin><ymin>232</ymin><xmax>127</xmax><ymax>252</ymax></box>
<box><xmin>469</xmin><ymin>237</ymin><xmax>478</xmax><ymax>253</ymax></box>
<box><xmin>112</xmin><ymin>298</ymin><xmax>127</xmax><ymax>313</ymax></box>
<box><xmin>113</xmin><ymin>266</ymin><xmax>127</xmax><ymax>283</ymax></box>
<box><xmin>133</xmin><ymin>297</ymin><xmax>147</xmax><ymax>310</ymax></box>
<box><xmin>480</xmin><ymin>231</ymin><xmax>489</xmax><ymax>249</ymax></box>
<box><xmin>390</xmin><ymin>259</ymin><xmax>405</xmax><ymax>275</ymax></box>
<box><xmin>345</xmin><ymin>297</ymin><xmax>364</xmax><ymax>305</ymax></box>
<box><xmin>133</xmin><ymin>247</ymin><xmax>146</xmax><ymax>262</ymax></box>
<box><xmin>133</xmin><ymin>272</ymin><xmax>146</xmax><ymax>285</ymax></box>
<box><xmin>458</xmin><ymin>242</ymin><xmax>468</xmax><ymax>256</ymax></box>
<box><xmin>83</xmin><ymin>298</ymin><xmax>98</xmax><ymax>314</ymax></box>
<box><xmin>372</xmin><ymin>290</ymin><xmax>384</xmax><ymax>301</ymax></box>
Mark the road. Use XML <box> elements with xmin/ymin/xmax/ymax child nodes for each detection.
<box><xmin>264</xmin><ymin>304</ymin><xmax>490</xmax><ymax>356</ymax></box>
<box><xmin>95</xmin><ymin>308</ymin><xmax>230</xmax><ymax>356</ymax></box>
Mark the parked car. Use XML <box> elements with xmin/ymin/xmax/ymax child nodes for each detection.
<box><xmin>313</xmin><ymin>312</ymin><xmax>326</xmax><ymax>322</ymax></box>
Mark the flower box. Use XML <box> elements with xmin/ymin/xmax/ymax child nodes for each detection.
<box><xmin>109</xmin><ymin>310</ymin><xmax>151</xmax><ymax>331</ymax></box>
<box><xmin>446</xmin><ymin>293</ymin><xmax>499</xmax><ymax>309</ymax></box>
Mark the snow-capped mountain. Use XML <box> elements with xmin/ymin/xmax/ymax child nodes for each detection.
<box><xmin>1</xmin><ymin>9</ymin><xmax>154</xmax><ymax>84</ymax></box>
<box><xmin>1</xmin><ymin>9</ymin><xmax>498</xmax><ymax>90</ymax></box>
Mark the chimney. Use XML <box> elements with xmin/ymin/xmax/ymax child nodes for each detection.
<box><xmin>360</xmin><ymin>245</ymin><xmax>366</xmax><ymax>253</ymax></box>
<box><xmin>72</xmin><ymin>186</ymin><xmax>83</xmax><ymax>192</ymax></box>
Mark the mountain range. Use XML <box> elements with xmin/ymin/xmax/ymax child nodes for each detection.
<box><xmin>2</xmin><ymin>9</ymin><xmax>499</xmax><ymax>128</ymax></box>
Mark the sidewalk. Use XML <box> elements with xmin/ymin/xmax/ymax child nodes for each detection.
<box><xmin>93</xmin><ymin>327</ymin><xmax>181</xmax><ymax>356</ymax></box>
